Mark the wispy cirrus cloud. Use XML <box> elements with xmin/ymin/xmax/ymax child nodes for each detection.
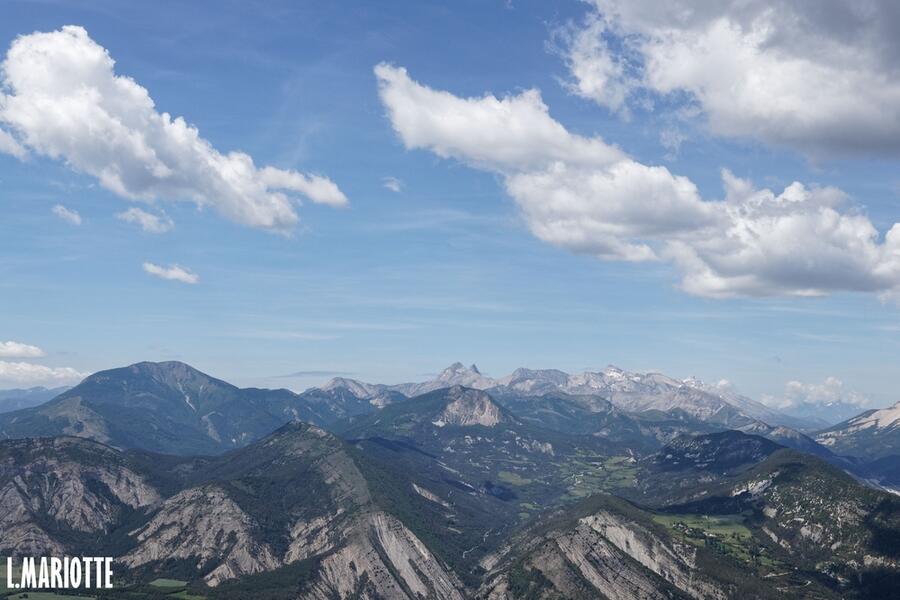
<box><xmin>51</xmin><ymin>204</ymin><xmax>82</xmax><ymax>225</ymax></box>
<box><xmin>117</xmin><ymin>207</ymin><xmax>174</xmax><ymax>233</ymax></box>
<box><xmin>142</xmin><ymin>262</ymin><xmax>199</xmax><ymax>284</ymax></box>
<box><xmin>383</xmin><ymin>176</ymin><xmax>403</xmax><ymax>192</ymax></box>
<box><xmin>232</xmin><ymin>330</ymin><xmax>339</xmax><ymax>341</ymax></box>
<box><xmin>276</xmin><ymin>370</ymin><xmax>355</xmax><ymax>378</ymax></box>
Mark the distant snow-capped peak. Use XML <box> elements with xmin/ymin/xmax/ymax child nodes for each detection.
<box><xmin>828</xmin><ymin>401</ymin><xmax>900</xmax><ymax>434</ymax></box>
<box><xmin>395</xmin><ymin>362</ymin><xmax>497</xmax><ymax>397</ymax></box>
<box><xmin>311</xmin><ymin>363</ymin><xmax>823</xmax><ymax>430</ymax></box>
<box><xmin>321</xmin><ymin>377</ymin><xmax>382</xmax><ymax>398</ymax></box>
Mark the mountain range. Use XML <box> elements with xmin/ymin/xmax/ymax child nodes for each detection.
<box><xmin>2</xmin><ymin>360</ymin><xmax>899</xmax><ymax>599</ymax></box>
<box><xmin>323</xmin><ymin>362</ymin><xmax>819</xmax><ymax>430</ymax></box>
<box><xmin>0</xmin><ymin>361</ymin><xmax>375</xmax><ymax>454</ymax></box>
<box><xmin>0</xmin><ymin>385</ymin><xmax>69</xmax><ymax>413</ymax></box>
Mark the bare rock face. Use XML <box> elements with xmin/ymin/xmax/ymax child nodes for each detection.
<box><xmin>284</xmin><ymin>509</ymin><xmax>347</xmax><ymax>563</ymax></box>
<box><xmin>437</xmin><ymin>387</ymin><xmax>503</xmax><ymax>427</ymax></box>
<box><xmin>412</xmin><ymin>483</ymin><xmax>452</xmax><ymax>509</ymax></box>
<box><xmin>0</xmin><ymin>488</ymin><xmax>67</xmax><ymax>556</ymax></box>
<box><xmin>117</xmin><ymin>421</ymin><xmax>468</xmax><ymax>594</ymax></box>
<box><xmin>532</xmin><ymin>526</ymin><xmax>668</xmax><ymax>600</ymax></box>
<box><xmin>302</xmin><ymin>512</ymin><xmax>465</xmax><ymax>600</ymax></box>
<box><xmin>579</xmin><ymin>511</ymin><xmax>724</xmax><ymax>599</ymax></box>
<box><xmin>481</xmin><ymin>508</ymin><xmax>725</xmax><ymax>600</ymax></box>
<box><xmin>0</xmin><ymin>437</ymin><xmax>160</xmax><ymax>556</ymax></box>
<box><xmin>125</xmin><ymin>487</ymin><xmax>468</xmax><ymax>595</ymax></box>
<box><xmin>123</xmin><ymin>485</ymin><xmax>280</xmax><ymax>586</ymax></box>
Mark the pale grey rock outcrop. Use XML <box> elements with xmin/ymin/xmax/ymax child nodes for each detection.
<box><xmin>123</xmin><ymin>485</ymin><xmax>280</xmax><ymax>587</ymax></box>
<box><xmin>436</xmin><ymin>387</ymin><xmax>503</xmax><ymax>427</ymax></box>
<box><xmin>481</xmin><ymin>508</ymin><xmax>726</xmax><ymax>600</ymax></box>
<box><xmin>580</xmin><ymin>511</ymin><xmax>724</xmax><ymax>599</ymax></box>
<box><xmin>0</xmin><ymin>437</ymin><xmax>160</xmax><ymax>556</ymax></box>
<box><xmin>302</xmin><ymin>512</ymin><xmax>465</xmax><ymax>600</ymax></box>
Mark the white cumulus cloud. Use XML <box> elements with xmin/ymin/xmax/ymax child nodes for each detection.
<box><xmin>0</xmin><ymin>361</ymin><xmax>87</xmax><ymax>386</ymax></box>
<box><xmin>564</xmin><ymin>0</ymin><xmax>900</xmax><ymax>157</ymax></box>
<box><xmin>0</xmin><ymin>340</ymin><xmax>45</xmax><ymax>358</ymax></box>
<box><xmin>375</xmin><ymin>63</ymin><xmax>900</xmax><ymax>298</ymax></box>
<box><xmin>51</xmin><ymin>204</ymin><xmax>82</xmax><ymax>225</ymax></box>
<box><xmin>117</xmin><ymin>207</ymin><xmax>174</xmax><ymax>233</ymax></box>
<box><xmin>0</xmin><ymin>25</ymin><xmax>347</xmax><ymax>232</ymax></box>
<box><xmin>375</xmin><ymin>63</ymin><xmax>624</xmax><ymax>172</ymax></box>
<box><xmin>143</xmin><ymin>262</ymin><xmax>199</xmax><ymax>284</ymax></box>
<box><xmin>765</xmin><ymin>377</ymin><xmax>870</xmax><ymax>410</ymax></box>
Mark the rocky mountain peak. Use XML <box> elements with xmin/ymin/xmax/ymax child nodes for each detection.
<box><xmin>399</xmin><ymin>362</ymin><xmax>498</xmax><ymax>394</ymax></box>
<box><xmin>74</xmin><ymin>361</ymin><xmax>226</xmax><ymax>397</ymax></box>
<box><xmin>814</xmin><ymin>400</ymin><xmax>900</xmax><ymax>459</ymax></box>
<box><xmin>322</xmin><ymin>376</ymin><xmax>352</xmax><ymax>389</ymax></box>
<box><xmin>321</xmin><ymin>376</ymin><xmax>377</xmax><ymax>397</ymax></box>
<box><xmin>130</xmin><ymin>360</ymin><xmax>197</xmax><ymax>376</ymax></box>
<box><xmin>501</xmin><ymin>367</ymin><xmax>569</xmax><ymax>384</ymax></box>
<box><xmin>438</xmin><ymin>362</ymin><xmax>471</xmax><ymax>378</ymax></box>
<box><xmin>436</xmin><ymin>386</ymin><xmax>503</xmax><ymax>427</ymax></box>
<box><xmin>316</xmin><ymin>362</ymin><xmax>815</xmax><ymax>430</ymax></box>
<box><xmin>851</xmin><ymin>400</ymin><xmax>900</xmax><ymax>430</ymax></box>
<box><xmin>133</xmin><ymin>360</ymin><xmax>222</xmax><ymax>387</ymax></box>
<box><xmin>436</xmin><ymin>362</ymin><xmax>484</xmax><ymax>378</ymax></box>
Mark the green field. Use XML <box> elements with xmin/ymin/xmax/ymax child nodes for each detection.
<box><xmin>145</xmin><ymin>577</ymin><xmax>207</xmax><ymax>599</ymax></box>
<box><xmin>654</xmin><ymin>513</ymin><xmax>752</xmax><ymax>537</ymax></box>
<box><xmin>170</xmin><ymin>591</ymin><xmax>206</xmax><ymax>600</ymax></box>
<box><xmin>149</xmin><ymin>578</ymin><xmax>189</xmax><ymax>588</ymax></box>
<box><xmin>0</xmin><ymin>576</ymin><xmax>205</xmax><ymax>600</ymax></box>
<box><xmin>497</xmin><ymin>470</ymin><xmax>532</xmax><ymax>486</ymax></box>
<box><xmin>652</xmin><ymin>513</ymin><xmax>779</xmax><ymax>567</ymax></box>
<box><xmin>563</xmin><ymin>454</ymin><xmax>640</xmax><ymax>499</ymax></box>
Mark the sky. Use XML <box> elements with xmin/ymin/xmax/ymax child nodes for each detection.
<box><xmin>1</xmin><ymin>0</ymin><xmax>899</xmax><ymax>415</ymax></box>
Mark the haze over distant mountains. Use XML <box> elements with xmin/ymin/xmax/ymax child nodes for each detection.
<box><xmin>0</xmin><ymin>361</ymin><xmax>376</xmax><ymax>454</ymax></box>
<box><xmin>322</xmin><ymin>361</ymin><xmax>823</xmax><ymax>430</ymax></box>
<box><xmin>2</xmin><ymin>359</ymin><xmax>900</xmax><ymax>599</ymax></box>
<box><xmin>1</xmin><ymin>361</ymin><xmax>888</xmax><ymax>464</ymax></box>
<box><xmin>0</xmin><ymin>385</ymin><xmax>70</xmax><ymax>413</ymax></box>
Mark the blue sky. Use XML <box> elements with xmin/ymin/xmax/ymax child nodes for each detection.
<box><xmin>1</xmin><ymin>0</ymin><xmax>899</xmax><ymax>412</ymax></box>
